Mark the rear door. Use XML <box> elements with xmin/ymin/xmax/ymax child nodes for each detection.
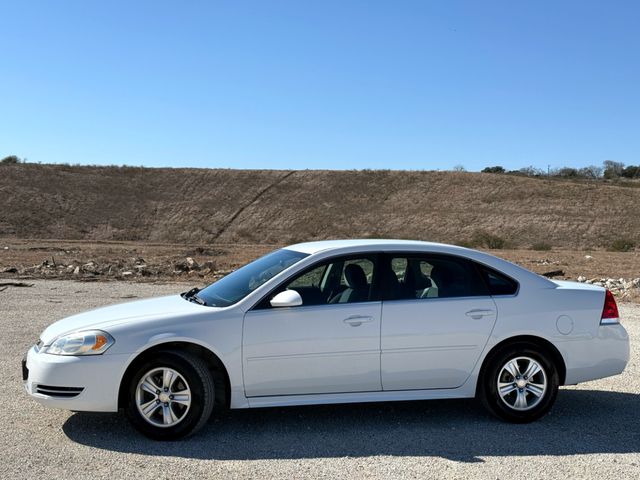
<box><xmin>380</xmin><ymin>253</ymin><xmax>498</xmax><ymax>390</ymax></box>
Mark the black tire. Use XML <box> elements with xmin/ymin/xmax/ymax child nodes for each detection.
<box><xmin>125</xmin><ymin>350</ymin><xmax>215</xmax><ymax>440</ymax></box>
<box><xmin>479</xmin><ymin>343</ymin><xmax>559</xmax><ymax>423</ymax></box>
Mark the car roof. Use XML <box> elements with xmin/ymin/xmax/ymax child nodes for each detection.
<box><xmin>286</xmin><ymin>239</ymin><xmax>449</xmax><ymax>255</ymax></box>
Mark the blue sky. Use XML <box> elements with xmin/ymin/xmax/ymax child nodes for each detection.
<box><xmin>1</xmin><ymin>1</ymin><xmax>638</xmax><ymax>171</ymax></box>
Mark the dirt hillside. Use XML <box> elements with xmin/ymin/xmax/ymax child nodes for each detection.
<box><xmin>1</xmin><ymin>163</ymin><xmax>638</xmax><ymax>249</ymax></box>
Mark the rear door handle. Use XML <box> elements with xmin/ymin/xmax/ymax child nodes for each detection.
<box><xmin>343</xmin><ymin>315</ymin><xmax>374</xmax><ymax>326</ymax></box>
<box><xmin>465</xmin><ymin>309</ymin><xmax>495</xmax><ymax>320</ymax></box>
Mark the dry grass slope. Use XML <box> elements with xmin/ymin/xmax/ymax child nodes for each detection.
<box><xmin>1</xmin><ymin>164</ymin><xmax>639</xmax><ymax>249</ymax></box>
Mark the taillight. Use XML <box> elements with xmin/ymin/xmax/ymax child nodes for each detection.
<box><xmin>601</xmin><ymin>289</ymin><xmax>620</xmax><ymax>325</ymax></box>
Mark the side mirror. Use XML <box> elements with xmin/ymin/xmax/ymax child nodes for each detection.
<box><xmin>270</xmin><ymin>290</ymin><xmax>303</xmax><ymax>308</ymax></box>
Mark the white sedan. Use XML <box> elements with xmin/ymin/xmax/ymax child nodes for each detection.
<box><xmin>24</xmin><ymin>240</ymin><xmax>629</xmax><ymax>439</ymax></box>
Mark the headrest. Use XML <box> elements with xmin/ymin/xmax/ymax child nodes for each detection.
<box><xmin>344</xmin><ymin>263</ymin><xmax>367</xmax><ymax>289</ymax></box>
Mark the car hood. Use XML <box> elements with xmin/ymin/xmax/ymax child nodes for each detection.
<box><xmin>40</xmin><ymin>294</ymin><xmax>209</xmax><ymax>344</ymax></box>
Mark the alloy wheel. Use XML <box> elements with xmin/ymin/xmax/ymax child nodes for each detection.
<box><xmin>135</xmin><ymin>367</ymin><xmax>192</xmax><ymax>427</ymax></box>
<box><xmin>496</xmin><ymin>356</ymin><xmax>547</xmax><ymax>411</ymax></box>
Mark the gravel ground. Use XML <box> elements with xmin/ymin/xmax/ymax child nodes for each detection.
<box><xmin>2</xmin><ymin>279</ymin><xmax>639</xmax><ymax>479</ymax></box>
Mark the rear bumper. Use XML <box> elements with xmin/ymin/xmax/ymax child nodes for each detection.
<box><xmin>24</xmin><ymin>346</ymin><xmax>128</xmax><ymax>412</ymax></box>
<box><xmin>560</xmin><ymin>324</ymin><xmax>630</xmax><ymax>385</ymax></box>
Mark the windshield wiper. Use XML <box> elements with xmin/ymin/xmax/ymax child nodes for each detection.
<box><xmin>189</xmin><ymin>294</ymin><xmax>206</xmax><ymax>306</ymax></box>
<box><xmin>181</xmin><ymin>287</ymin><xmax>207</xmax><ymax>306</ymax></box>
<box><xmin>181</xmin><ymin>287</ymin><xmax>200</xmax><ymax>299</ymax></box>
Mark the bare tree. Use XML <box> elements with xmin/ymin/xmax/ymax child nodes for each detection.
<box><xmin>519</xmin><ymin>166</ymin><xmax>544</xmax><ymax>177</ymax></box>
<box><xmin>579</xmin><ymin>165</ymin><xmax>603</xmax><ymax>179</ymax></box>
<box><xmin>603</xmin><ymin>160</ymin><xmax>625</xmax><ymax>179</ymax></box>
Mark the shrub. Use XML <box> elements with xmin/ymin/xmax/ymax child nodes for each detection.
<box><xmin>454</xmin><ymin>240</ymin><xmax>474</xmax><ymax>248</ymax></box>
<box><xmin>609</xmin><ymin>238</ymin><xmax>636</xmax><ymax>252</ymax></box>
<box><xmin>549</xmin><ymin>166</ymin><xmax>603</xmax><ymax>179</ymax></box>
<box><xmin>481</xmin><ymin>233</ymin><xmax>505</xmax><ymax>249</ymax></box>
<box><xmin>531</xmin><ymin>242</ymin><xmax>552</xmax><ymax>251</ymax></box>
<box><xmin>1</xmin><ymin>155</ymin><xmax>21</xmax><ymax>164</ymax></box>
<box><xmin>518</xmin><ymin>166</ymin><xmax>544</xmax><ymax>177</ymax></box>
<box><xmin>466</xmin><ymin>231</ymin><xmax>506</xmax><ymax>249</ymax></box>
<box><xmin>621</xmin><ymin>165</ymin><xmax>640</xmax><ymax>179</ymax></box>
<box><xmin>556</xmin><ymin>167</ymin><xmax>579</xmax><ymax>178</ymax></box>
<box><xmin>481</xmin><ymin>166</ymin><xmax>505</xmax><ymax>174</ymax></box>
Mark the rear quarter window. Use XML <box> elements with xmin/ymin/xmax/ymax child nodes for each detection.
<box><xmin>478</xmin><ymin>265</ymin><xmax>519</xmax><ymax>296</ymax></box>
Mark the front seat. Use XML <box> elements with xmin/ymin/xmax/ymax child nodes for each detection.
<box><xmin>330</xmin><ymin>264</ymin><xmax>369</xmax><ymax>303</ymax></box>
<box><xmin>423</xmin><ymin>266</ymin><xmax>443</xmax><ymax>298</ymax></box>
<box><xmin>406</xmin><ymin>264</ymin><xmax>432</xmax><ymax>299</ymax></box>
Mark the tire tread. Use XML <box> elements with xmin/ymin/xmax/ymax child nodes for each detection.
<box><xmin>164</xmin><ymin>349</ymin><xmax>215</xmax><ymax>437</ymax></box>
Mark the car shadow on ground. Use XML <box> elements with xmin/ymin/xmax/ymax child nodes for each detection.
<box><xmin>63</xmin><ymin>389</ymin><xmax>640</xmax><ymax>463</ymax></box>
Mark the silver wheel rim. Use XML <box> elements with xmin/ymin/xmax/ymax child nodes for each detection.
<box><xmin>497</xmin><ymin>356</ymin><xmax>547</xmax><ymax>411</ymax></box>
<box><xmin>135</xmin><ymin>367</ymin><xmax>191</xmax><ymax>428</ymax></box>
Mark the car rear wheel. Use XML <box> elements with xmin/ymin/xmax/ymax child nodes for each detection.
<box><xmin>480</xmin><ymin>344</ymin><xmax>559</xmax><ymax>423</ymax></box>
<box><xmin>125</xmin><ymin>350</ymin><xmax>214</xmax><ymax>440</ymax></box>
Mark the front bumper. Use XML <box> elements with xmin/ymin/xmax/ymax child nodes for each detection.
<box><xmin>23</xmin><ymin>345</ymin><xmax>129</xmax><ymax>412</ymax></box>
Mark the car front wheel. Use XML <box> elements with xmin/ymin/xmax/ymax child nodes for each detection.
<box><xmin>125</xmin><ymin>350</ymin><xmax>214</xmax><ymax>440</ymax></box>
<box><xmin>480</xmin><ymin>344</ymin><xmax>559</xmax><ymax>423</ymax></box>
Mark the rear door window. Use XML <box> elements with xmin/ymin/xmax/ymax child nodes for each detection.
<box><xmin>384</xmin><ymin>254</ymin><xmax>489</xmax><ymax>300</ymax></box>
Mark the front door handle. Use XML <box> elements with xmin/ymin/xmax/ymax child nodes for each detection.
<box><xmin>343</xmin><ymin>315</ymin><xmax>374</xmax><ymax>326</ymax></box>
<box><xmin>465</xmin><ymin>309</ymin><xmax>495</xmax><ymax>320</ymax></box>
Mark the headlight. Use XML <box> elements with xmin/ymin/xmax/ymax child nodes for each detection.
<box><xmin>43</xmin><ymin>330</ymin><xmax>115</xmax><ymax>356</ymax></box>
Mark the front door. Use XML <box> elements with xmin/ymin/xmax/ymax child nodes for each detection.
<box><xmin>243</xmin><ymin>255</ymin><xmax>382</xmax><ymax>397</ymax></box>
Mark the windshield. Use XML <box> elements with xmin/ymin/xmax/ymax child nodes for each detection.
<box><xmin>196</xmin><ymin>249</ymin><xmax>308</xmax><ymax>307</ymax></box>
